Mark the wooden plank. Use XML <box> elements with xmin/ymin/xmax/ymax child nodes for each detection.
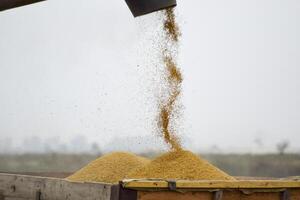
<box><xmin>0</xmin><ymin>173</ymin><xmax>112</xmax><ymax>200</ymax></box>
<box><xmin>289</xmin><ymin>189</ymin><xmax>300</xmax><ymax>200</ymax></box>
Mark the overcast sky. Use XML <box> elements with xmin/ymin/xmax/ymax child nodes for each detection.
<box><xmin>0</xmin><ymin>0</ymin><xmax>299</xmax><ymax>153</ymax></box>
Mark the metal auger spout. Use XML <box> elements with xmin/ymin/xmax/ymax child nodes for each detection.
<box><xmin>0</xmin><ymin>0</ymin><xmax>177</xmax><ymax>17</ymax></box>
<box><xmin>0</xmin><ymin>0</ymin><xmax>46</xmax><ymax>12</ymax></box>
<box><xmin>125</xmin><ymin>0</ymin><xmax>177</xmax><ymax>17</ymax></box>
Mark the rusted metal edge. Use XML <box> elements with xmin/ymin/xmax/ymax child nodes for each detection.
<box><xmin>0</xmin><ymin>0</ymin><xmax>46</xmax><ymax>12</ymax></box>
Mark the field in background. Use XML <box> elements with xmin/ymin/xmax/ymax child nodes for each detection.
<box><xmin>1</xmin><ymin>153</ymin><xmax>300</xmax><ymax>178</ymax></box>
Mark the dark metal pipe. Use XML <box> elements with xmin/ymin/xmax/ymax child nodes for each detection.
<box><xmin>0</xmin><ymin>0</ymin><xmax>46</xmax><ymax>12</ymax></box>
<box><xmin>0</xmin><ymin>0</ymin><xmax>177</xmax><ymax>18</ymax></box>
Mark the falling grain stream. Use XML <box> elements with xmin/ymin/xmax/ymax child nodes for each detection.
<box><xmin>158</xmin><ymin>8</ymin><xmax>183</xmax><ymax>151</ymax></box>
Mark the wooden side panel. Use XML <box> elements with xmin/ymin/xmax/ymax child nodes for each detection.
<box><xmin>0</xmin><ymin>173</ymin><xmax>112</xmax><ymax>200</ymax></box>
<box><xmin>290</xmin><ymin>189</ymin><xmax>300</xmax><ymax>200</ymax></box>
<box><xmin>138</xmin><ymin>190</ymin><xmax>300</xmax><ymax>200</ymax></box>
<box><xmin>223</xmin><ymin>191</ymin><xmax>280</xmax><ymax>200</ymax></box>
<box><xmin>138</xmin><ymin>191</ymin><xmax>212</xmax><ymax>200</ymax></box>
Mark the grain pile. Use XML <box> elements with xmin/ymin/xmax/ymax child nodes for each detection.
<box><xmin>66</xmin><ymin>152</ymin><xmax>150</xmax><ymax>183</ymax></box>
<box><xmin>127</xmin><ymin>150</ymin><xmax>235</xmax><ymax>180</ymax></box>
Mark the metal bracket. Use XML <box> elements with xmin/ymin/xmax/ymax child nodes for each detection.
<box><xmin>114</xmin><ymin>184</ymin><xmax>137</xmax><ymax>200</ymax></box>
<box><xmin>0</xmin><ymin>191</ymin><xmax>4</xmax><ymax>200</ymax></box>
<box><xmin>213</xmin><ymin>190</ymin><xmax>223</xmax><ymax>200</ymax></box>
<box><xmin>10</xmin><ymin>185</ymin><xmax>16</xmax><ymax>193</ymax></box>
<box><xmin>110</xmin><ymin>185</ymin><xmax>120</xmax><ymax>200</ymax></box>
<box><xmin>35</xmin><ymin>190</ymin><xmax>41</xmax><ymax>200</ymax></box>
<box><xmin>281</xmin><ymin>190</ymin><xmax>290</xmax><ymax>200</ymax></box>
<box><xmin>167</xmin><ymin>180</ymin><xmax>177</xmax><ymax>191</ymax></box>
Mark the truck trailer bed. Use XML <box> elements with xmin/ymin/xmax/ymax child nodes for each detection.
<box><xmin>0</xmin><ymin>173</ymin><xmax>299</xmax><ymax>200</ymax></box>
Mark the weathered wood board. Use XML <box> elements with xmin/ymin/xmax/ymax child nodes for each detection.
<box><xmin>0</xmin><ymin>173</ymin><xmax>112</xmax><ymax>200</ymax></box>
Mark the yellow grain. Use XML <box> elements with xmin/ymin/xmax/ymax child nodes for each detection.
<box><xmin>127</xmin><ymin>150</ymin><xmax>235</xmax><ymax>181</ymax></box>
<box><xmin>66</xmin><ymin>152</ymin><xmax>150</xmax><ymax>183</ymax></box>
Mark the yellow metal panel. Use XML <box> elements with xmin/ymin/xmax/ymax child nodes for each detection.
<box><xmin>122</xmin><ymin>179</ymin><xmax>300</xmax><ymax>189</ymax></box>
<box><xmin>176</xmin><ymin>180</ymin><xmax>300</xmax><ymax>189</ymax></box>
